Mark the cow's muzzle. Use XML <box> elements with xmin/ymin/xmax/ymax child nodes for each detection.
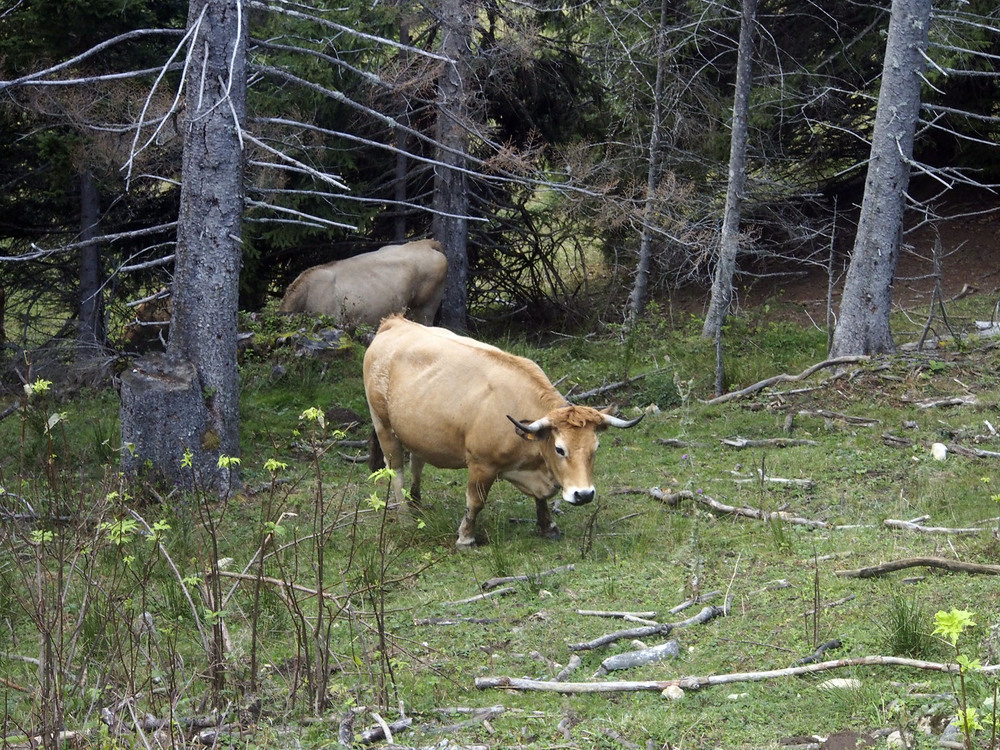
<box><xmin>565</xmin><ymin>488</ymin><xmax>596</xmax><ymax>505</ymax></box>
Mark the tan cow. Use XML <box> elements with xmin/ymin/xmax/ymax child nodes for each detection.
<box><xmin>363</xmin><ymin>316</ymin><xmax>643</xmax><ymax>547</ymax></box>
<box><xmin>279</xmin><ymin>239</ymin><xmax>447</xmax><ymax>327</ymax></box>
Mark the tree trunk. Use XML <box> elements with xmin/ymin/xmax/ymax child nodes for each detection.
<box><xmin>120</xmin><ymin>0</ymin><xmax>246</xmax><ymax>494</ymax></box>
<box><xmin>625</xmin><ymin>0</ymin><xmax>669</xmax><ymax>327</ymax></box>
<box><xmin>432</xmin><ymin>0</ymin><xmax>471</xmax><ymax>331</ymax></box>
<box><xmin>701</xmin><ymin>0</ymin><xmax>757</xmax><ymax>342</ymax></box>
<box><xmin>830</xmin><ymin>0</ymin><xmax>931</xmax><ymax>357</ymax></box>
<box><xmin>78</xmin><ymin>168</ymin><xmax>104</xmax><ymax>356</ymax></box>
<box><xmin>393</xmin><ymin>19</ymin><xmax>410</xmax><ymax>244</ymax></box>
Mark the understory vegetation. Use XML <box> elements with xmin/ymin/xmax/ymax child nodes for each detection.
<box><xmin>1</xmin><ymin>296</ymin><xmax>999</xmax><ymax>750</ymax></box>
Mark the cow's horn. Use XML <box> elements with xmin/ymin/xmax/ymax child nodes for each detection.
<box><xmin>602</xmin><ymin>412</ymin><xmax>644</xmax><ymax>429</ymax></box>
<box><xmin>507</xmin><ymin>415</ymin><xmax>552</xmax><ymax>434</ymax></box>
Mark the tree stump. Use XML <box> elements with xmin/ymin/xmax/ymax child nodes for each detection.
<box><xmin>120</xmin><ymin>353</ymin><xmax>233</xmax><ymax>493</ymax></box>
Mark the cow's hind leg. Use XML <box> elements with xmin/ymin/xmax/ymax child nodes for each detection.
<box><xmin>370</xmin><ymin>417</ymin><xmax>407</xmax><ymax>508</ymax></box>
<box><xmin>409</xmin><ymin>455</ymin><xmax>425</xmax><ymax>506</ymax></box>
<box><xmin>457</xmin><ymin>467</ymin><xmax>495</xmax><ymax>549</ymax></box>
<box><xmin>534</xmin><ymin>497</ymin><xmax>561</xmax><ymax>540</ymax></box>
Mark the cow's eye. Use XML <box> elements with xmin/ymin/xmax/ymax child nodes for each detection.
<box><xmin>555</xmin><ymin>445</ymin><xmax>567</xmax><ymax>457</ymax></box>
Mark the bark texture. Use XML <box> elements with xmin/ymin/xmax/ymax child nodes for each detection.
<box><xmin>78</xmin><ymin>168</ymin><xmax>104</xmax><ymax>356</ymax></box>
<box><xmin>120</xmin><ymin>0</ymin><xmax>246</xmax><ymax>493</ymax></box>
<box><xmin>432</xmin><ymin>0</ymin><xmax>471</xmax><ymax>330</ymax></box>
<box><xmin>830</xmin><ymin>0</ymin><xmax>931</xmax><ymax>356</ymax></box>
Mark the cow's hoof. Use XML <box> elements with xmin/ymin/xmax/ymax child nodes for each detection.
<box><xmin>455</xmin><ymin>538</ymin><xmax>478</xmax><ymax>551</ymax></box>
<box><xmin>542</xmin><ymin>525</ymin><xmax>562</xmax><ymax>540</ymax></box>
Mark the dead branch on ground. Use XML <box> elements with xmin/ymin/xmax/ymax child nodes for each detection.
<box><xmin>568</xmin><ymin>601</ymin><xmax>729</xmax><ymax>652</ymax></box>
<box><xmin>481</xmin><ymin>564</ymin><xmax>575</xmax><ymax>591</ymax></box>
<box><xmin>883</xmin><ymin>518</ymin><xmax>984</xmax><ymax>534</ymax></box>
<box><xmin>904</xmin><ymin>394</ymin><xmax>977</xmax><ymax>409</ymax></box>
<box><xmin>881</xmin><ymin>434</ymin><xmax>1000</xmax><ymax>459</ymax></box>
<box><xmin>475</xmin><ymin>655</ymin><xmax>1000</xmax><ymax>694</ymax></box>
<box><xmin>645</xmin><ymin>488</ymin><xmax>830</xmax><ymax>529</ymax></box>
<box><xmin>835</xmin><ymin>556</ymin><xmax>1000</xmax><ymax>578</ymax></box>
<box><xmin>721</xmin><ymin>437</ymin><xmax>818</xmax><ymax>449</ymax></box>
<box><xmin>796</xmin><ymin>409</ymin><xmax>881</xmax><ymax>426</ymax></box>
<box><xmin>794</xmin><ymin>639</ymin><xmax>842</xmax><ymax>665</ymax></box>
<box><xmin>703</xmin><ymin>356</ymin><xmax>869</xmax><ymax>405</ymax></box>
<box><xmin>442</xmin><ymin>587</ymin><xmax>516</xmax><ymax>606</ymax></box>
<box><xmin>727</xmin><ymin>473</ymin><xmax>816</xmax><ymax>488</ymax></box>
<box><xmin>571</xmin><ymin>372</ymin><xmax>648</xmax><ymax>400</ymax></box>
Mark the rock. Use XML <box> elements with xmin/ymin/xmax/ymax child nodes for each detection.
<box><xmin>661</xmin><ymin>685</ymin><xmax>684</xmax><ymax>700</ymax></box>
<box><xmin>931</xmin><ymin>442</ymin><xmax>948</xmax><ymax>461</ymax></box>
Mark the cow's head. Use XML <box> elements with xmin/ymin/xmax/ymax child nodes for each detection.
<box><xmin>507</xmin><ymin>405</ymin><xmax>643</xmax><ymax>505</ymax></box>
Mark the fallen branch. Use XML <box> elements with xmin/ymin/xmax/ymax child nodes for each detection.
<box><xmin>577</xmin><ymin>609</ymin><xmax>658</xmax><ymax>620</ymax></box>
<box><xmin>882</xmin><ymin>433</ymin><xmax>1000</xmax><ymax>459</ymax></box>
<box><xmin>360</xmin><ymin>716</ymin><xmax>412</xmax><ymax>744</ymax></box>
<box><xmin>475</xmin><ymin>655</ymin><xmax>1000</xmax><ymax>694</ymax></box>
<box><xmin>481</xmin><ymin>564</ymin><xmax>575</xmax><ymax>591</ymax></box>
<box><xmin>728</xmin><ymin>473</ymin><xmax>816</xmax><ymax>488</ymax></box>
<box><xmin>647</xmin><ymin>488</ymin><xmax>830</xmax><ymax>529</ymax></box>
<box><xmin>906</xmin><ymin>395</ymin><xmax>978</xmax><ymax>409</ymax></box>
<box><xmin>594</xmin><ymin>640</ymin><xmax>680</xmax><ymax>677</ymax></box>
<box><xmin>703</xmin><ymin>356</ymin><xmax>869</xmax><ymax>405</ymax></box>
<box><xmin>442</xmin><ymin>587</ymin><xmax>516</xmax><ymax>606</ymax></box>
<box><xmin>794</xmin><ymin>639</ymin><xmax>842</xmax><ymax>665</ymax></box>
<box><xmin>883</xmin><ymin>519</ymin><xmax>984</xmax><ymax>535</ymax></box>
<box><xmin>568</xmin><ymin>602</ymin><xmax>729</xmax><ymax>652</ymax></box>
<box><xmin>721</xmin><ymin>437</ymin><xmax>818</xmax><ymax>449</ymax></box>
<box><xmin>568</xmin><ymin>623</ymin><xmax>673</xmax><ymax>652</ymax></box>
<box><xmin>413</xmin><ymin>617</ymin><xmax>498</xmax><ymax>626</ymax></box>
<box><xmin>553</xmin><ymin>654</ymin><xmax>582</xmax><ymax>682</ymax></box>
<box><xmin>796</xmin><ymin>409</ymin><xmax>881</xmax><ymax>426</ymax></box>
<box><xmin>667</xmin><ymin>590</ymin><xmax>721</xmax><ymax>614</ymax></box>
<box><xmin>835</xmin><ymin>557</ymin><xmax>1000</xmax><ymax>578</ymax></box>
<box><xmin>572</xmin><ymin>372</ymin><xmax>648</xmax><ymax>400</ymax></box>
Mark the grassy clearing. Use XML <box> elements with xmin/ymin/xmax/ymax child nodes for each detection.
<box><xmin>1</xmin><ymin>306</ymin><xmax>999</xmax><ymax>749</ymax></box>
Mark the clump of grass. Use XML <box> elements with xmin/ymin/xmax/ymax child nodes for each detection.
<box><xmin>878</xmin><ymin>593</ymin><xmax>937</xmax><ymax>659</ymax></box>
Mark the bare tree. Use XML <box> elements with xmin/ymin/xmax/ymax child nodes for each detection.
<box><xmin>625</xmin><ymin>0</ymin><xmax>670</xmax><ymax>327</ymax></box>
<box><xmin>829</xmin><ymin>0</ymin><xmax>931</xmax><ymax>357</ymax></box>
<box><xmin>77</xmin><ymin>168</ymin><xmax>104</xmax><ymax>357</ymax></box>
<box><xmin>701</xmin><ymin>0</ymin><xmax>757</xmax><ymax>348</ymax></box>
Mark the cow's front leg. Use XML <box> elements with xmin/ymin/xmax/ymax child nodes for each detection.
<box><xmin>534</xmin><ymin>497</ymin><xmax>561</xmax><ymax>540</ymax></box>
<box><xmin>457</xmin><ymin>467</ymin><xmax>495</xmax><ymax>549</ymax></box>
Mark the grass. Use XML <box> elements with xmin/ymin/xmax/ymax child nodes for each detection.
<box><xmin>1</xmin><ymin>306</ymin><xmax>999</xmax><ymax>749</ymax></box>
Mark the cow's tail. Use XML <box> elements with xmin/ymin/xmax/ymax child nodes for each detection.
<box><xmin>368</xmin><ymin>428</ymin><xmax>385</xmax><ymax>474</ymax></box>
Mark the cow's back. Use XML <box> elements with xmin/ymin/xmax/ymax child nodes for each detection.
<box><xmin>363</xmin><ymin>316</ymin><xmax>560</xmax><ymax>469</ymax></box>
<box><xmin>279</xmin><ymin>239</ymin><xmax>447</xmax><ymax>326</ymax></box>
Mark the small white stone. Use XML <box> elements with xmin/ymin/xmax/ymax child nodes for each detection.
<box><xmin>886</xmin><ymin>730</ymin><xmax>910</xmax><ymax>749</ymax></box>
<box><xmin>727</xmin><ymin>693</ymin><xmax>748</xmax><ymax>701</ymax></box>
<box><xmin>661</xmin><ymin>685</ymin><xmax>684</xmax><ymax>700</ymax></box>
<box><xmin>931</xmin><ymin>442</ymin><xmax>948</xmax><ymax>461</ymax></box>
<box><xmin>817</xmin><ymin>678</ymin><xmax>861</xmax><ymax>691</ymax></box>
